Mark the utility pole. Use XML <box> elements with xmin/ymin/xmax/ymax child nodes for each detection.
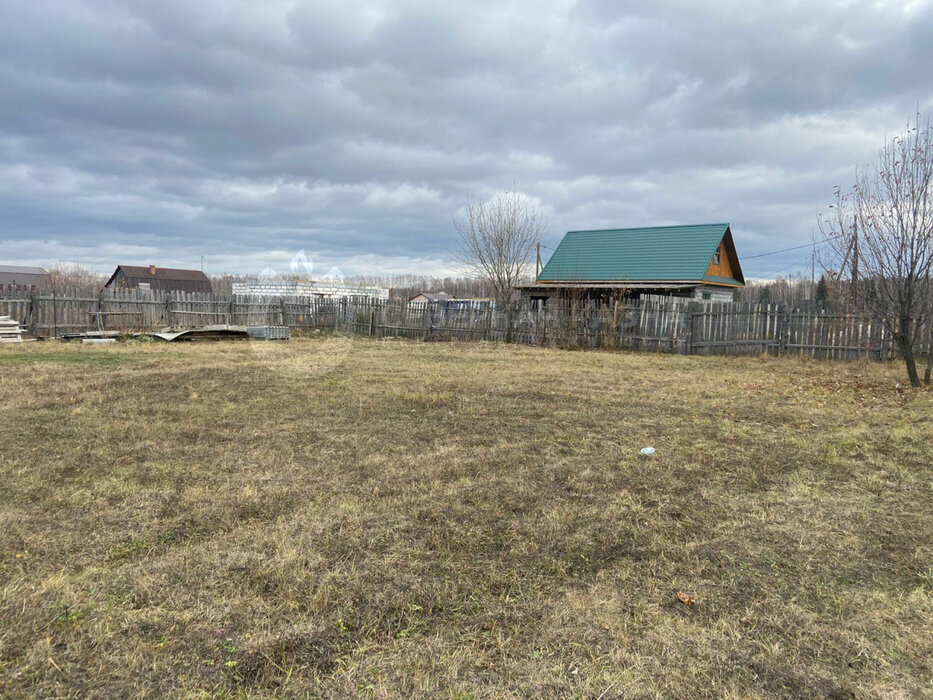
<box><xmin>536</xmin><ymin>242</ymin><xmax>542</xmax><ymax>278</ymax></box>
<box><xmin>200</xmin><ymin>255</ymin><xmax>204</xmax><ymax>272</ymax></box>
<box><xmin>810</xmin><ymin>240</ymin><xmax>815</xmax><ymax>299</ymax></box>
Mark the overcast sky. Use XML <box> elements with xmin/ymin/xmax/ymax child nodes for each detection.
<box><xmin>2</xmin><ymin>0</ymin><xmax>932</xmax><ymax>279</ymax></box>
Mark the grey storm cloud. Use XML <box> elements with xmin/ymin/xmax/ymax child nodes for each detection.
<box><xmin>1</xmin><ymin>0</ymin><xmax>932</xmax><ymax>277</ymax></box>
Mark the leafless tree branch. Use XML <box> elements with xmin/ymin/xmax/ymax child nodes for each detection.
<box><xmin>453</xmin><ymin>187</ymin><xmax>546</xmax><ymax>339</ymax></box>
<box><xmin>817</xmin><ymin>113</ymin><xmax>933</xmax><ymax>386</ymax></box>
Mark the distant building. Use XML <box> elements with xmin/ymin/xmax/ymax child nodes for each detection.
<box><xmin>518</xmin><ymin>223</ymin><xmax>745</xmax><ymax>304</ymax></box>
<box><xmin>447</xmin><ymin>297</ymin><xmax>495</xmax><ymax>309</ymax></box>
<box><xmin>409</xmin><ymin>292</ymin><xmax>454</xmax><ymax>303</ymax></box>
<box><xmin>105</xmin><ymin>265</ymin><xmax>213</xmax><ymax>294</ymax></box>
<box><xmin>232</xmin><ymin>280</ymin><xmax>389</xmax><ymax>300</ymax></box>
<box><xmin>0</xmin><ymin>264</ymin><xmax>51</xmax><ymax>289</ymax></box>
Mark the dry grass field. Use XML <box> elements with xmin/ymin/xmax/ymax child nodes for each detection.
<box><xmin>0</xmin><ymin>336</ymin><xmax>930</xmax><ymax>698</ymax></box>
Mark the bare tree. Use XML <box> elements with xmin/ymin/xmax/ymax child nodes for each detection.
<box><xmin>47</xmin><ymin>263</ymin><xmax>106</xmax><ymax>291</ymax></box>
<box><xmin>454</xmin><ymin>186</ymin><xmax>546</xmax><ymax>340</ymax></box>
<box><xmin>818</xmin><ymin>113</ymin><xmax>933</xmax><ymax>387</ymax></box>
<box><xmin>737</xmin><ymin>274</ymin><xmax>813</xmax><ymax>305</ymax></box>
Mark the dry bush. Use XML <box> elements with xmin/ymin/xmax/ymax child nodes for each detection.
<box><xmin>47</xmin><ymin>263</ymin><xmax>106</xmax><ymax>291</ymax></box>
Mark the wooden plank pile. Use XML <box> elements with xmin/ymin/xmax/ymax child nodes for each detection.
<box><xmin>0</xmin><ymin>315</ymin><xmax>23</xmax><ymax>342</ymax></box>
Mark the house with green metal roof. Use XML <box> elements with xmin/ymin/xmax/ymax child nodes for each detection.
<box><xmin>518</xmin><ymin>223</ymin><xmax>745</xmax><ymax>303</ymax></box>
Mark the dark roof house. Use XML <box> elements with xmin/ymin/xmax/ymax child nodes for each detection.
<box><xmin>0</xmin><ymin>264</ymin><xmax>51</xmax><ymax>289</ymax></box>
<box><xmin>519</xmin><ymin>223</ymin><xmax>744</xmax><ymax>303</ymax></box>
<box><xmin>105</xmin><ymin>265</ymin><xmax>213</xmax><ymax>294</ymax></box>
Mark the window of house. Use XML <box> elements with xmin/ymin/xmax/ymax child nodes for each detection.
<box><xmin>702</xmin><ymin>291</ymin><xmax>712</xmax><ymax>300</ymax></box>
<box><xmin>713</xmin><ymin>250</ymin><xmax>721</xmax><ymax>265</ymax></box>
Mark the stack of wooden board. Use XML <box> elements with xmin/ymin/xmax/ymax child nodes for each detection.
<box><xmin>0</xmin><ymin>315</ymin><xmax>23</xmax><ymax>342</ymax></box>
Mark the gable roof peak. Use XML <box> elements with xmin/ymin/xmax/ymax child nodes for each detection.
<box><xmin>567</xmin><ymin>222</ymin><xmax>730</xmax><ymax>235</ymax></box>
<box><xmin>537</xmin><ymin>223</ymin><xmax>743</xmax><ymax>285</ymax></box>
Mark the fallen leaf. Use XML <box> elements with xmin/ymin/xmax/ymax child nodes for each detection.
<box><xmin>677</xmin><ymin>591</ymin><xmax>695</xmax><ymax>607</ymax></box>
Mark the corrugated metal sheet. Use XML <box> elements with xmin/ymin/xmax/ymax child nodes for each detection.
<box><xmin>538</xmin><ymin>224</ymin><xmax>742</xmax><ymax>284</ymax></box>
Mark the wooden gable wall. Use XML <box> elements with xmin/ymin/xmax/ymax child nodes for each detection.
<box><xmin>703</xmin><ymin>229</ymin><xmax>745</xmax><ymax>285</ymax></box>
<box><xmin>705</xmin><ymin>241</ymin><xmax>736</xmax><ymax>279</ymax></box>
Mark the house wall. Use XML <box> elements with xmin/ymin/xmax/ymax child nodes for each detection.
<box><xmin>108</xmin><ymin>270</ymin><xmax>128</xmax><ymax>288</ymax></box>
<box><xmin>232</xmin><ymin>281</ymin><xmax>389</xmax><ymax>300</ymax></box>
<box><xmin>692</xmin><ymin>285</ymin><xmax>736</xmax><ymax>303</ymax></box>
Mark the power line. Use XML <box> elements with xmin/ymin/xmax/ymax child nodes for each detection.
<box><xmin>743</xmin><ymin>236</ymin><xmax>833</xmax><ymax>260</ymax></box>
<box><xmin>754</xmin><ymin>252</ymin><xmax>814</xmax><ymax>279</ymax></box>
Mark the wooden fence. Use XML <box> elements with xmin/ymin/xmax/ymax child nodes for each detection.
<box><xmin>0</xmin><ymin>287</ymin><xmax>926</xmax><ymax>361</ymax></box>
<box><xmin>0</xmin><ymin>288</ymin><xmax>342</xmax><ymax>336</ymax></box>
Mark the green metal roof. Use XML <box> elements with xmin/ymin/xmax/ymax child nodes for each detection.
<box><xmin>538</xmin><ymin>223</ymin><xmax>742</xmax><ymax>285</ymax></box>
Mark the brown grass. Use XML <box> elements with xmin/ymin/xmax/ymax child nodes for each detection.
<box><xmin>0</xmin><ymin>337</ymin><xmax>931</xmax><ymax>698</ymax></box>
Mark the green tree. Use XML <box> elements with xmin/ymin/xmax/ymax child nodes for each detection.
<box><xmin>815</xmin><ymin>275</ymin><xmax>828</xmax><ymax>303</ymax></box>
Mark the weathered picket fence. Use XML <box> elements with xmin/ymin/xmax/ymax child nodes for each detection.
<box><xmin>0</xmin><ymin>288</ymin><xmax>343</xmax><ymax>336</ymax></box>
<box><xmin>341</xmin><ymin>298</ymin><xmax>906</xmax><ymax>361</ymax></box>
<box><xmin>0</xmin><ymin>287</ymin><xmax>926</xmax><ymax>361</ymax></box>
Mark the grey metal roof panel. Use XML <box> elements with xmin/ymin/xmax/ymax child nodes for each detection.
<box><xmin>0</xmin><ymin>264</ymin><xmax>51</xmax><ymax>287</ymax></box>
<box><xmin>106</xmin><ymin>265</ymin><xmax>213</xmax><ymax>293</ymax></box>
<box><xmin>0</xmin><ymin>265</ymin><xmax>50</xmax><ymax>275</ymax></box>
<box><xmin>116</xmin><ymin>266</ymin><xmax>210</xmax><ymax>282</ymax></box>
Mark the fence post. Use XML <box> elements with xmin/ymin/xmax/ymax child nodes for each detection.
<box><xmin>422</xmin><ymin>303</ymin><xmax>432</xmax><ymax>337</ymax></box>
<box><xmin>28</xmin><ymin>288</ymin><xmax>36</xmax><ymax>337</ymax></box>
<box><xmin>686</xmin><ymin>302</ymin><xmax>696</xmax><ymax>355</ymax></box>
<box><xmin>610</xmin><ymin>301</ymin><xmax>618</xmax><ymax>349</ymax></box>
<box><xmin>96</xmin><ymin>289</ymin><xmax>103</xmax><ymax>332</ymax></box>
<box><xmin>779</xmin><ymin>303</ymin><xmax>790</xmax><ymax>355</ymax></box>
